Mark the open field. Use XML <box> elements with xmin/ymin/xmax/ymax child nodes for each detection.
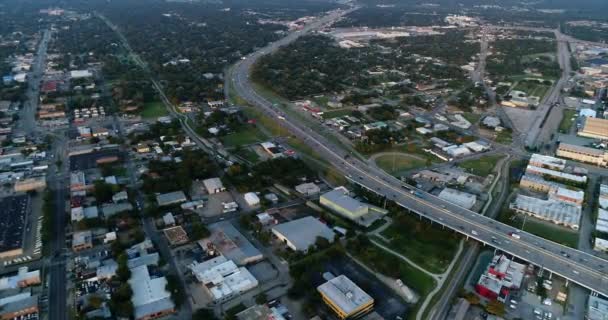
<box><xmin>513</xmin><ymin>80</ymin><xmax>551</xmax><ymax>99</ymax></box>
<box><xmin>321</xmin><ymin>108</ymin><xmax>353</xmax><ymax>119</ymax></box>
<box><xmin>379</xmin><ymin>214</ymin><xmax>461</xmax><ymax>274</ymax></box>
<box><xmin>558</xmin><ymin>109</ymin><xmax>577</xmax><ymax>133</ymax></box>
<box><xmin>458</xmin><ymin>154</ymin><xmax>504</xmax><ymax>177</ymax></box>
<box><xmin>141</xmin><ymin>101</ymin><xmax>168</xmax><ymax>118</ymax></box>
<box><xmin>374</xmin><ymin>153</ymin><xmax>426</xmax><ymax>175</ymax></box>
<box><xmin>221</xmin><ymin>127</ymin><xmax>267</xmax><ymax>147</ymax></box>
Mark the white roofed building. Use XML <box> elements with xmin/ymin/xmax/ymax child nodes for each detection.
<box><xmin>189</xmin><ymin>255</ymin><xmax>259</xmax><ymax>302</ymax></box>
<box><xmin>438</xmin><ymin>188</ymin><xmax>477</xmax><ymax>210</ymax></box>
<box><xmin>129</xmin><ymin>265</ymin><xmax>175</xmax><ymax>320</ymax></box>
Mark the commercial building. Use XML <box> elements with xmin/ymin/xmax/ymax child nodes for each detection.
<box><xmin>129</xmin><ymin>265</ymin><xmax>175</xmax><ymax>320</ymax></box>
<box><xmin>236</xmin><ymin>304</ymin><xmax>287</xmax><ymax>320</ymax></box>
<box><xmin>600</xmin><ymin>183</ymin><xmax>608</xmax><ymax>209</ymax></box>
<box><xmin>525</xmin><ymin>165</ymin><xmax>587</xmax><ymax>184</ymax></box>
<box><xmin>243</xmin><ymin>192</ymin><xmax>260</xmax><ymax>206</ymax></box>
<box><xmin>0</xmin><ymin>267</ymin><xmax>41</xmax><ymax>290</ymax></box>
<box><xmin>156</xmin><ymin>191</ymin><xmax>187</xmax><ymax>207</ymax></box>
<box><xmin>549</xmin><ymin>187</ymin><xmax>584</xmax><ymax>206</ymax></box>
<box><xmin>320</xmin><ymin>187</ymin><xmax>388</xmax><ymax>227</ymax></box>
<box><xmin>438</xmin><ymin>188</ymin><xmax>477</xmax><ymax>210</ymax></box>
<box><xmin>71</xmin><ymin>206</ymin><xmax>99</xmax><ymax>222</ymax></box>
<box><xmin>72</xmin><ymin>231</ymin><xmax>93</xmax><ymax>252</ymax></box>
<box><xmin>295</xmin><ymin>182</ymin><xmax>321</xmax><ymax>196</ymax></box>
<box><xmin>578</xmin><ymin>117</ymin><xmax>608</xmax><ymax>140</ymax></box>
<box><xmin>0</xmin><ymin>295</ymin><xmax>38</xmax><ymax>320</ymax></box>
<box><xmin>203</xmin><ymin>177</ymin><xmax>225</xmax><ymax>194</ymax></box>
<box><xmin>475</xmin><ymin>254</ymin><xmax>526</xmax><ymax>302</ymax></box>
<box><xmin>556</xmin><ymin>143</ymin><xmax>608</xmax><ymax>167</ymax></box>
<box><xmin>529</xmin><ymin>154</ymin><xmax>567</xmax><ymax>171</ymax></box>
<box><xmin>587</xmin><ymin>294</ymin><xmax>608</xmax><ymax>320</ymax></box>
<box><xmin>14</xmin><ymin>177</ymin><xmax>46</xmax><ymax>192</ymax></box>
<box><xmin>271</xmin><ymin>216</ymin><xmax>335</xmax><ymax>252</ymax></box>
<box><xmin>596</xmin><ymin>209</ymin><xmax>608</xmax><ymax>234</ymax></box>
<box><xmin>70</xmin><ymin>171</ymin><xmax>87</xmax><ymax>192</ymax></box>
<box><xmin>163</xmin><ymin>226</ymin><xmax>189</xmax><ymax>246</ymax></box>
<box><xmin>70</xmin><ymin>69</ymin><xmax>93</xmax><ymax>79</ymax></box>
<box><xmin>519</xmin><ymin>174</ymin><xmax>560</xmax><ymax>193</ymax></box>
<box><xmin>189</xmin><ymin>255</ymin><xmax>258</xmax><ymax>302</ymax></box>
<box><xmin>317</xmin><ymin>274</ymin><xmax>374</xmax><ymax>320</ymax></box>
<box><xmin>204</xmin><ymin>221</ymin><xmax>263</xmax><ymax>265</ymax></box>
<box><xmin>510</xmin><ymin>195</ymin><xmax>581</xmax><ymax>230</ymax></box>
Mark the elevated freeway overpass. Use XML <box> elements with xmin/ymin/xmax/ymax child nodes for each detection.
<box><xmin>228</xmin><ymin>10</ymin><xmax>608</xmax><ymax>297</ymax></box>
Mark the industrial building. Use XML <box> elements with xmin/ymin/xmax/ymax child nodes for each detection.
<box><xmin>596</xmin><ymin>209</ymin><xmax>608</xmax><ymax>234</ymax></box>
<box><xmin>556</xmin><ymin>143</ymin><xmax>608</xmax><ymax>167</ymax></box>
<box><xmin>578</xmin><ymin>117</ymin><xmax>608</xmax><ymax>140</ymax></box>
<box><xmin>437</xmin><ymin>188</ymin><xmax>477</xmax><ymax>210</ymax></box>
<box><xmin>510</xmin><ymin>195</ymin><xmax>581</xmax><ymax>230</ymax></box>
<box><xmin>320</xmin><ymin>187</ymin><xmax>388</xmax><ymax>227</ymax></box>
<box><xmin>189</xmin><ymin>255</ymin><xmax>258</xmax><ymax>302</ymax></box>
<box><xmin>203</xmin><ymin>177</ymin><xmax>225</xmax><ymax>194</ymax></box>
<box><xmin>295</xmin><ymin>182</ymin><xmax>321</xmax><ymax>196</ymax></box>
<box><xmin>204</xmin><ymin>221</ymin><xmax>263</xmax><ymax>265</ymax></box>
<box><xmin>474</xmin><ymin>254</ymin><xmax>526</xmax><ymax>302</ymax></box>
<box><xmin>129</xmin><ymin>265</ymin><xmax>175</xmax><ymax>320</ymax></box>
<box><xmin>519</xmin><ymin>174</ymin><xmax>561</xmax><ymax>193</ymax></box>
<box><xmin>317</xmin><ymin>274</ymin><xmax>374</xmax><ymax>320</ymax></box>
<box><xmin>525</xmin><ymin>165</ymin><xmax>587</xmax><ymax>184</ymax></box>
<box><xmin>600</xmin><ymin>183</ymin><xmax>608</xmax><ymax>209</ymax></box>
<box><xmin>0</xmin><ymin>267</ymin><xmax>41</xmax><ymax>290</ymax></box>
<box><xmin>156</xmin><ymin>191</ymin><xmax>187</xmax><ymax>207</ymax></box>
<box><xmin>587</xmin><ymin>294</ymin><xmax>608</xmax><ymax>320</ymax></box>
<box><xmin>529</xmin><ymin>154</ymin><xmax>567</xmax><ymax>171</ymax></box>
<box><xmin>271</xmin><ymin>216</ymin><xmax>335</xmax><ymax>252</ymax></box>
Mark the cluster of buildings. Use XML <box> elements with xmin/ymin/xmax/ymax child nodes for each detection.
<box><xmin>593</xmin><ymin>180</ymin><xmax>608</xmax><ymax>252</ymax></box>
<box><xmin>0</xmin><ymin>267</ymin><xmax>42</xmax><ymax>320</ymax></box>
<box><xmin>510</xmin><ymin>154</ymin><xmax>587</xmax><ymax>230</ymax></box>
<box><xmin>474</xmin><ymin>254</ymin><xmax>527</xmax><ymax>302</ymax></box>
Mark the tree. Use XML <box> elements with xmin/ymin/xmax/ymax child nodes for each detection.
<box><xmin>255</xmin><ymin>292</ymin><xmax>268</xmax><ymax>305</ymax></box>
<box><xmin>193</xmin><ymin>309</ymin><xmax>217</xmax><ymax>320</ymax></box>
<box><xmin>116</xmin><ymin>253</ymin><xmax>131</xmax><ymax>282</ymax></box>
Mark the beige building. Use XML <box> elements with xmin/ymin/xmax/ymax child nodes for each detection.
<box><xmin>556</xmin><ymin>143</ymin><xmax>608</xmax><ymax>167</ymax></box>
<box><xmin>14</xmin><ymin>177</ymin><xmax>46</xmax><ymax>192</ymax></box>
<box><xmin>578</xmin><ymin>117</ymin><xmax>608</xmax><ymax>140</ymax></box>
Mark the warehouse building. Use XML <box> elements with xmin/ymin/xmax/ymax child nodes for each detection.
<box><xmin>271</xmin><ymin>216</ymin><xmax>335</xmax><ymax>252</ymax></box>
<box><xmin>437</xmin><ymin>188</ymin><xmax>477</xmax><ymax>210</ymax></box>
<box><xmin>593</xmin><ymin>238</ymin><xmax>608</xmax><ymax>253</ymax></box>
<box><xmin>156</xmin><ymin>191</ymin><xmax>187</xmax><ymax>207</ymax></box>
<box><xmin>525</xmin><ymin>165</ymin><xmax>587</xmax><ymax>184</ymax></box>
<box><xmin>320</xmin><ymin>187</ymin><xmax>387</xmax><ymax>227</ymax></box>
<box><xmin>204</xmin><ymin>221</ymin><xmax>263</xmax><ymax>265</ymax></box>
<box><xmin>317</xmin><ymin>274</ymin><xmax>374</xmax><ymax>320</ymax></box>
<box><xmin>510</xmin><ymin>195</ymin><xmax>581</xmax><ymax>230</ymax></box>
<box><xmin>578</xmin><ymin>117</ymin><xmax>608</xmax><ymax>140</ymax></box>
<box><xmin>529</xmin><ymin>154</ymin><xmax>567</xmax><ymax>171</ymax></box>
<box><xmin>203</xmin><ymin>177</ymin><xmax>225</xmax><ymax>194</ymax></box>
<box><xmin>587</xmin><ymin>294</ymin><xmax>608</xmax><ymax>320</ymax></box>
<box><xmin>556</xmin><ymin>143</ymin><xmax>608</xmax><ymax>167</ymax></box>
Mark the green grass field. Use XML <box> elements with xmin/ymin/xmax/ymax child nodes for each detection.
<box><xmin>458</xmin><ymin>155</ymin><xmax>504</xmax><ymax>176</ymax></box>
<box><xmin>374</xmin><ymin>154</ymin><xmax>426</xmax><ymax>175</ymax></box>
<box><xmin>495</xmin><ymin>130</ymin><xmax>513</xmax><ymax>144</ymax></box>
<box><xmin>379</xmin><ymin>214</ymin><xmax>461</xmax><ymax>273</ymax></box>
<box><xmin>141</xmin><ymin>101</ymin><xmax>168</xmax><ymax>118</ymax></box>
<box><xmin>321</xmin><ymin>108</ymin><xmax>353</xmax><ymax>119</ymax></box>
<box><xmin>463</xmin><ymin>112</ymin><xmax>481</xmax><ymax>125</ymax></box>
<box><xmin>559</xmin><ymin>109</ymin><xmax>577</xmax><ymax>133</ymax></box>
<box><xmin>221</xmin><ymin>127</ymin><xmax>267</xmax><ymax>147</ymax></box>
<box><xmin>513</xmin><ymin>80</ymin><xmax>550</xmax><ymax>99</ymax></box>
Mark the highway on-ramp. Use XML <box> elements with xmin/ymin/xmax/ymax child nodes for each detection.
<box><xmin>228</xmin><ymin>11</ymin><xmax>608</xmax><ymax>297</ymax></box>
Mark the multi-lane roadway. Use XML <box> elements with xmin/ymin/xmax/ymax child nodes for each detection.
<box><xmin>228</xmin><ymin>12</ymin><xmax>608</xmax><ymax>297</ymax></box>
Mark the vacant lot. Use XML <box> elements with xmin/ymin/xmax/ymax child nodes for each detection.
<box><xmin>513</xmin><ymin>80</ymin><xmax>551</xmax><ymax>99</ymax></box>
<box><xmin>141</xmin><ymin>101</ymin><xmax>168</xmax><ymax>118</ymax></box>
<box><xmin>379</xmin><ymin>214</ymin><xmax>460</xmax><ymax>273</ymax></box>
<box><xmin>458</xmin><ymin>154</ymin><xmax>504</xmax><ymax>177</ymax></box>
<box><xmin>321</xmin><ymin>108</ymin><xmax>353</xmax><ymax>119</ymax></box>
<box><xmin>375</xmin><ymin>153</ymin><xmax>426</xmax><ymax>175</ymax></box>
<box><xmin>558</xmin><ymin>109</ymin><xmax>577</xmax><ymax>133</ymax></box>
<box><xmin>221</xmin><ymin>127</ymin><xmax>267</xmax><ymax>147</ymax></box>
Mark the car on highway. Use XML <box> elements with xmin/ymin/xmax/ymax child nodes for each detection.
<box><xmin>509</xmin><ymin>232</ymin><xmax>521</xmax><ymax>239</ymax></box>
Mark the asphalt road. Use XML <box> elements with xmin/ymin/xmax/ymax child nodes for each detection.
<box><xmin>228</xmin><ymin>12</ymin><xmax>608</xmax><ymax>297</ymax></box>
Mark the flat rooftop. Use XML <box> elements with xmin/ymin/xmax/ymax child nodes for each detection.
<box><xmin>317</xmin><ymin>274</ymin><xmax>374</xmax><ymax>315</ymax></box>
<box><xmin>272</xmin><ymin>216</ymin><xmax>335</xmax><ymax>251</ymax></box>
<box><xmin>207</xmin><ymin>221</ymin><xmax>263</xmax><ymax>265</ymax></box>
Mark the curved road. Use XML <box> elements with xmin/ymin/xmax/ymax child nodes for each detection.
<box><xmin>228</xmin><ymin>11</ymin><xmax>608</xmax><ymax>298</ymax></box>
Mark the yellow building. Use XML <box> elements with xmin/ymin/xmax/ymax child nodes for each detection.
<box><xmin>578</xmin><ymin>117</ymin><xmax>608</xmax><ymax>140</ymax></box>
<box><xmin>317</xmin><ymin>275</ymin><xmax>374</xmax><ymax>319</ymax></box>
<box><xmin>556</xmin><ymin>143</ymin><xmax>608</xmax><ymax>167</ymax></box>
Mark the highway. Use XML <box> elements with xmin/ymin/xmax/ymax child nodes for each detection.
<box><xmin>228</xmin><ymin>12</ymin><xmax>608</xmax><ymax>297</ymax></box>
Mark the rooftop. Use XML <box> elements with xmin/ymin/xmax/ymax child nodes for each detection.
<box><xmin>156</xmin><ymin>191</ymin><xmax>187</xmax><ymax>206</ymax></box>
<box><xmin>580</xmin><ymin>117</ymin><xmax>608</xmax><ymax>139</ymax></box>
<box><xmin>558</xmin><ymin>143</ymin><xmax>606</xmax><ymax>157</ymax></box>
<box><xmin>272</xmin><ymin>216</ymin><xmax>335</xmax><ymax>251</ymax></box>
<box><xmin>129</xmin><ymin>265</ymin><xmax>174</xmax><ymax>319</ymax></box>
<box><xmin>588</xmin><ymin>294</ymin><xmax>608</xmax><ymax>320</ymax></box>
<box><xmin>206</xmin><ymin>221</ymin><xmax>263</xmax><ymax>265</ymax></box>
<box><xmin>529</xmin><ymin>153</ymin><xmax>567</xmax><ymax>170</ymax></box>
<box><xmin>317</xmin><ymin>275</ymin><xmax>374</xmax><ymax>315</ymax></box>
